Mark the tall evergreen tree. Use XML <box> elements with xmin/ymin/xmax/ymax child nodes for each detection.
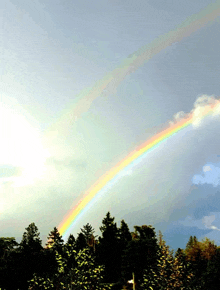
<box><xmin>46</xmin><ymin>227</ymin><xmax>64</xmax><ymax>254</ymax></box>
<box><xmin>75</xmin><ymin>232</ymin><xmax>87</xmax><ymax>252</ymax></box>
<box><xmin>80</xmin><ymin>223</ymin><xmax>97</xmax><ymax>251</ymax></box>
<box><xmin>81</xmin><ymin>223</ymin><xmax>95</xmax><ymax>243</ymax></box>
<box><xmin>100</xmin><ymin>212</ymin><xmax>118</xmax><ymax>239</ymax></box>
<box><xmin>117</xmin><ymin>219</ymin><xmax>132</xmax><ymax>284</ymax></box>
<box><xmin>97</xmin><ymin>212</ymin><xmax>121</xmax><ymax>283</ymax></box>
<box><xmin>119</xmin><ymin>219</ymin><xmax>132</xmax><ymax>245</ymax></box>
<box><xmin>14</xmin><ymin>223</ymin><xmax>44</xmax><ymax>289</ymax></box>
<box><xmin>66</xmin><ymin>234</ymin><xmax>75</xmax><ymax>246</ymax></box>
<box><xmin>20</xmin><ymin>222</ymin><xmax>42</xmax><ymax>252</ymax></box>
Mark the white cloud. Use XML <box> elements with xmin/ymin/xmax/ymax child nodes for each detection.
<box><xmin>170</xmin><ymin>95</ymin><xmax>220</xmax><ymax>128</ymax></box>
<box><xmin>190</xmin><ymin>95</ymin><xmax>220</xmax><ymax>128</ymax></box>
<box><xmin>203</xmin><ymin>165</ymin><xmax>211</xmax><ymax>172</ymax></box>
<box><xmin>192</xmin><ymin>163</ymin><xmax>220</xmax><ymax>187</ymax></box>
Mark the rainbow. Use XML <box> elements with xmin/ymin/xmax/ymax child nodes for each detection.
<box><xmin>58</xmin><ymin>102</ymin><xmax>219</xmax><ymax>238</ymax></box>
<box><xmin>44</xmin><ymin>0</ymin><xmax>220</xmax><ymax>141</ymax></box>
<box><xmin>57</xmin><ymin>1</ymin><xmax>220</xmax><ymax>238</ymax></box>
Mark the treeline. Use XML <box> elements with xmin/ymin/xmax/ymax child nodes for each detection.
<box><xmin>1</xmin><ymin>212</ymin><xmax>220</xmax><ymax>289</ymax></box>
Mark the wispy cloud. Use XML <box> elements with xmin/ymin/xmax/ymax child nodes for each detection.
<box><xmin>178</xmin><ymin>213</ymin><xmax>220</xmax><ymax>233</ymax></box>
<box><xmin>202</xmin><ymin>215</ymin><xmax>220</xmax><ymax>231</ymax></box>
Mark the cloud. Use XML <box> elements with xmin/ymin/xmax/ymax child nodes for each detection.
<box><xmin>2</xmin><ymin>94</ymin><xmax>220</xmax><ymax>245</ymax></box>
<box><xmin>202</xmin><ymin>215</ymin><xmax>220</xmax><ymax>231</ymax></box>
<box><xmin>192</xmin><ymin>163</ymin><xmax>220</xmax><ymax>187</ymax></box>
<box><xmin>203</xmin><ymin>165</ymin><xmax>211</xmax><ymax>172</ymax></box>
<box><xmin>177</xmin><ymin>212</ymin><xmax>220</xmax><ymax>233</ymax></box>
<box><xmin>170</xmin><ymin>95</ymin><xmax>220</xmax><ymax>128</ymax></box>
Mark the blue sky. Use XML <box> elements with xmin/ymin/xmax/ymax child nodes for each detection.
<box><xmin>1</xmin><ymin>0</ymin><xmax>220</xmax><ymax>251</ymax></box>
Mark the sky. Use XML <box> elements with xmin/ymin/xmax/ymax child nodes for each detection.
<box><xmin>1</xmin><ymin>0</ymin><xmax>220</xmax><ymax>251</ymax></box>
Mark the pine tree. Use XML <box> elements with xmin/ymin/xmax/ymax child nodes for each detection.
<box><xmin>119</xmin><ymin>219</ymin><xmax>132</xmax><ymax>245</ymax></box>
<box><xmin>80</xmin><ymin>223</ymin><xmax>97</xmax><ymax>251</ymax></box>
<box><xmin>20</xmin><ymin>222</ymin><xmax>42</xmax><ymax>252</ymax></box>
<box><xmin>66</xmin><ymin>234</ymin><xmax>75</xmax><ymax>246</ymax></box>
<box><xmin>97</xmin><ymin>212</ymin><xmax>120</xmax><ymax>283</ymax></box>
<box><xmin>46</xmin><ymin>227</ymin><xmax>64</xmax><ymax>254</ymax></box>
<box><xmin>17</xmin><ymin>223</ymin><xmax>44</xmax><ymax>289</ymax></box>
<box><xmin>81</xmin><ymin>223</ymin><xmax>95</xmax><ymax>243</ymax></box>
<box><xmin>100</xmin><ymin>212</ymin><xmax>118</xmax><ymax>239</ymax></box>
<box><xmin>75</xmin><ymin>232</ymin><xmax>87</xmax><ymax>252</ymax></box>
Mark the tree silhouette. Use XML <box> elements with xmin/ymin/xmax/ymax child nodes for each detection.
<box><xmin>75</xmin><ymin>232</ymin><xmax>87</xmax><ymax>252</ymax></box>
<box><xmin>122</xmin><ymin>225</ymin><xmax>159</xmax><ymax>287</ymax></box>
<box><xmin>80</xmin><ymin>223</ymin><xmax>97</xmax><ymax>251</ymax></box>
<box><xmin>46</xmin><ymin>227</ymin><xmax>64</xmax><ymax>254</ymax></box>
<box><xmin>97</xmin><ymin>212</ymin><xmax>120</xmax><ymax>283</ymax></box>
<box><xmin>20</xmin><ymin>222</ymin><xmax>42</xmax><ymax>252</ymax></box>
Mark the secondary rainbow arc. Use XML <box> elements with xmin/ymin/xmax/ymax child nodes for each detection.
<box><xmin>56</xmin><ymin>1</ymin><xmax>220</xmax><ymax>238</ymax></box>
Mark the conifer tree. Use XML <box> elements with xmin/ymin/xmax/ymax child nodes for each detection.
<box><xmin>119</xmin><ymin>219</ymin><xmax>132</xmax><ymax>245</ymax></box>
<box><xmin>97</xmin><ymin>212</ymin><xmax>120</xmax><ymax>283</ymax></box>
<box><xmin>75</xmin><ymin>232</ymin><xmax>87</xmax><ymax>252</ymax></box>
<box><xmin>46</xmin><ymin>227</ymin><xmax>64</xmax><ymax>254</ymax></box>
<box><xmin>80</xmin><ymin>223</ymin><xmax>97</xmax><ymax>251</ymax></box>
<box><xmin>20</xmin><ymin>222</ymin><xmax>42</xmax><ymax>252</ymax></box>
<box><xmin>66</xmin><ymin>233</ymin><xmax>75</xmax><ymax>245</ymax></box>
<box><xmin>17</xmin><ymin>223</ymin><xmax>44</xmax><ymax>289</ymax></box>
<box><xmin>81</xmin><ymin>223</ymin><xmax>95</xmax><ymax>243</ymax></box>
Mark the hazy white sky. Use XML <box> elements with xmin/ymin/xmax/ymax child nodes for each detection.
<box><xmin>1</xmin><ymin>0</ymin><xmax>220</xmax><ymax>250</ymax></box>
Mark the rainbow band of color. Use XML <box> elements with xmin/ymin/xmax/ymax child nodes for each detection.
<box><xmin>58</xmin><ymin>102</ymin><xmax>218</xmax><ymax>238</ymax></box>
<box><xmin>57</xmin><ymin>0</ymin><xmax>220</xmax><ymax>238</ymax></box>
<box><xmin>58</xmin><ymin>102</ymin><xmax>218</xmax><ymax>237</ymax></box>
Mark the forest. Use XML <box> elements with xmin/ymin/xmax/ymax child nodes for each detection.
<box><xmin>1</xmin><ymin>211</ymin><xmax>220</xmax><ymax>290</ymax></box>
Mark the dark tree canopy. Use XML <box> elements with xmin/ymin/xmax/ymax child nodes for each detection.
<box><xmin>46</xmin><ymin>227</ymin><xmax>64</xmax><ymax>253</ymax></box>
<box><xmin>20</xmin><ymin>222</ymin><xmax>42</xmax><ymax>252</ymax></box>
<box><xmin>75</xmin><ymin>232</ymin><xmax>87</xmax><ymax>252</ymax></box>
<box><xmin>1</xmin><ymin>212</ymin><xmax>220</xmax><ymax>290</ymax></box>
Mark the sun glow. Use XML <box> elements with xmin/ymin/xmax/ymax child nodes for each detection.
<box><xmin>0</xmin><ymin>100</ymin><xmax>49</xmax><ymax>187</ymax></box>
